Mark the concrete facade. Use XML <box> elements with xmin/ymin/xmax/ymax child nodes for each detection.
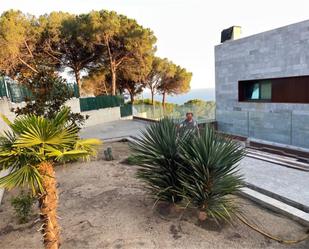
<box><xmin>215</xmin><ymin>20</ymin><xmax>309</xmax><ymax>149</ymax></box>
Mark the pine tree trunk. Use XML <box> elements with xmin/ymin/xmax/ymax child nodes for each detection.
<box><xmin>38</xmin><ymin>162</ymin><xmax>60</xmax><ymax>249</ymax></box>
<box><xmin>104</xmin><ymin>36</ymin><xmax>116</xmax><ymax>96</ymax></box>
<box><xmin>74</xmin><ymin>70</ymin><xmax>81</xmax><ymax>88</ymax></box>
<box><xmin>111</xmin><ymin>67</ymin><xmax>116</xmax><ymax>96</ymax></box>
<box><xmin>151</xmin><ymin>90</ymin><xmax>154</xmax><ymax>105</ymax></box>
<box><xmin>162</xmin><ymin>91</ymin><xmax>166</xmax><ymax>110</ymax></box>
<box><xmin>130</xmin><ymin>92</ymin><xmax>134</xmax><ymax>103</ymax></box>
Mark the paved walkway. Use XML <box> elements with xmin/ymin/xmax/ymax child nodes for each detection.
<box><xmin>81</xmin><ymin>119</ymin><xmax>147</xmax><ymax>140</ymax></box>
<box><xmin>240</xmin><ymin>157</ymin><xmax>309</xmax><ymax>211</ymax></box>
<box><xmin>81</xmin><ymin>119</ymin><xmax>309</xmax><ymax>212</ymax></box>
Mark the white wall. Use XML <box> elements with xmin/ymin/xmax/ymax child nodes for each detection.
<box><xmin>65</xmin><ymin>98</ymin><xmax>122</xmax><ymax>127</ymax></box>
<box><xmin>83</xmin><ymin>107</ymin><xmax>121</xmax><ymax>127</ymax></box>
<box><xmin>0</xmin><ymin>99</ymin><xmax>18</xmax><ymax>134</ymax></box>
<box><xmin>0</xmin><ymin>98</ymin><xmax>123</xmax><ymax>134</ymax></box>
<box><xmin>65</xmin><ymin>98</ymin><xmax>81</xmax><ymax>113</ymax></box>
<box><xmin>66</xmin><ymin>98</ymin><xmax>121</xmax><ymax>127</ymax></box>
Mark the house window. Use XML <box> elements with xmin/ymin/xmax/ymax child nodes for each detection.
<box><xmin>239</xmin><ymin>76</ymin><xmax>309</xmax><ymax>103</ymax></box>
<box><xmin>242</xmin><ymin>80</ymin><xmax>272</xmax><ymax>101</ymax></box>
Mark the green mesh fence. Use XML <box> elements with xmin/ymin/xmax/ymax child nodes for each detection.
<box><xmin>120</xmin><ymin>104</ymin><xmax>132</xmax><ymax>117</ymax></box>
<box><xmin>80</xmin><ymin>95</ymin><xmax>124</xmax><ymax>112</ymax></box>
<box><xmin>67</xmin><ymin>83</ymin><xmax>80</xmax><ymax>98</ymax></box>
<box><xmin>0</xmin><ymin>76</ymin><xmax>79</xmax><ymax>103</ymax></box>
<box><xmin>0</xmin><ymin>76</ymin><xmax>7</xmax><ymax>97</ymax></box>
<box><xmin>7</xmin><ymin>82</ymin><xmax>33</xmax><ymax>103</ymax></box>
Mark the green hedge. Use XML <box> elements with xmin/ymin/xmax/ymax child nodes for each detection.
<box><xmin>120</xmin><ymin>104</ymin><xmax>132</xmax><ymax>117</ymax></box>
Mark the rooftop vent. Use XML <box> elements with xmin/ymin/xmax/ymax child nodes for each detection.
<box><xmin>221</xmin><ymin>26</ymin><xmax>241</xmax><ymax>43</ymax></box>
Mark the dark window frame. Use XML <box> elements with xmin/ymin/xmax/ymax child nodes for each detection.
<box><xmin>239</xmin><ymin>80</ymin><xmax>272</xmax><ymax>102</ymax></box>
<box><xmin>238</xmin><ymin>75</ymin><xmax>309</xmax><ymax>104</ymax></box>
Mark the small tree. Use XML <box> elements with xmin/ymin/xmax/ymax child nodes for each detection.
<box><xmin>118</xmin><ymin>56</ymin><xmax>151</xmax><ymax>103</ymax></box>
<box><xmin>12</xmin><ymin>72</ymin><xmax>86</xmax><ymax>128</ymax></box>
<box><xmin>154</xmin><ymin>59</ymin><xmax>192</xmax><ymax>108</ymax></box>
<box><xmin>144</xmin><ymin>57</ymin><xmax>164</xmax><ymax>105</ymax></box>
<box><xmin>0</xmin><ymin>108</ymin><xmax>101</xmax><ymax>249</ymax></box>
<box><xmin>138</xmin><ymin>56</ymin><xmax>193</xmax><ymax>117</ymax></box>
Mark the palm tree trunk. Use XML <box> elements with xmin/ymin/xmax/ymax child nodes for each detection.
<box><xmin>38</xmin><ymin>162</ymin><xmax>60</xmax><ymax>249</ymax></box>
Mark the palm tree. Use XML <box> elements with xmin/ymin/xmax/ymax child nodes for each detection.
<box><xmin>0</xmin><ymin>108</ymin><xmax>101</xmax><ymax>249</ymax></box>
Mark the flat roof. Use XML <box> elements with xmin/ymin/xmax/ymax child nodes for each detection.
<box><xmin>216</xmin><ymin>19</ymin><xmax>309</xmax><ymax>48</ymax></box>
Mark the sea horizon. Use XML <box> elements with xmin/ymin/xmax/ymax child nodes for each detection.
<box><xmin>140</xmin><ymin>88</ymin><xmax>215</xmax><ymax>105</ymax></box>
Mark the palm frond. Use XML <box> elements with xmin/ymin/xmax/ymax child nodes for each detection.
<box><xmin>0</xmin><ymin>113</ymin><xmax>13</xmax><ymax>127</ymax></box>
<box><xmin>0</xmin><ymin>165</ymin><xmax>44</xmax><ymax>195</ymax></box>
<box><xmin>45</xmin><ymin>147</ymin><xmax>95</xmax><ymax>162</ymax></box>
<box><xmin>51</xmin><ymin>107</ymin><xmax>70</xmax><ymax>127</ymax></box>
<box><xmin>74</xmin><ymin>138</ymin><xmax>102</xmax><ymax>154</ymax></box>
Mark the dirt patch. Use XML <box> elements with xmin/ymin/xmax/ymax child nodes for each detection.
<box><xmin>0</xmin><ymin>142</ymin><xmax>308</xmax><ymax>249</ymax></box>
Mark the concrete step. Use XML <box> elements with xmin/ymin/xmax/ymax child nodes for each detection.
<box><xmin>245</xmin><ymin>182</ymin><xmax>309</xmax><ymax>213</ymax></box>
<box><xmin>240</xmin><ymin>187</ymin><xmax>309</xmax><ymax>227</ymax></box>
<box><xmin>247</xmin><ymin>148</ymin><xmax>309</xmax><ymax>165</ymax></box>
<box><xmin>246</xmin><ymin>150</ymin><xmax>309</xmax><ymax>172</ymax></box>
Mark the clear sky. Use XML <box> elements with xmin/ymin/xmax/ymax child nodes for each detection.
<box><xmin>1</xmin><ymin>0</ymin><xmax>309</xmax><ymax>89</ymax></box>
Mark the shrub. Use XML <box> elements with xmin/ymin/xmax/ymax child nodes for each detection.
<box><xmin>130</xmin><ymin>120</ymin><xmax>245</xmax><ymax>222</ymax></box>
<box><xmin>178</xmin><ymin>126</ymin><xmax>245</xmax><ymax>222</ymax></box>
<box><xmin>13</xmin><ymin>73</ymin><xmax>87</xmax><ymax>128</ymax></box>
<box><xmin>129</xmin><ymin>117</ymin><xmax>187</xmax><ymax>203</ymax></box>
<box><xmin>11</xmin><ymin>191</ymin><xmax>35</xmax><ymax>224</ymax></box>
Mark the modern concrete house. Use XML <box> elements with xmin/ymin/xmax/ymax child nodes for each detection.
<box><xmin>215</xmin><ymin>21</ymin><xmax>309</xmax><ymax>149</ymax></box>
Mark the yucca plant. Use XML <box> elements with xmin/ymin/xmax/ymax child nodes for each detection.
<box><xmin>178</xmin><ymin>126</ymin><xmax>245</xmax><ymax>222</ymax></box>
<box><xmin>129</xmin><ymin>117</ymin><xmax>188</xmax><ymax>203</ymax></box>
<box><xmin>0</xmin><ymin>108</ymin><xmax>101</xmax><ymax>249</ymax></box>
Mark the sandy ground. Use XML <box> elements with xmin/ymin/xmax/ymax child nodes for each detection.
<box><xmin>0</xmin><ymin>141</ymin><xmax>308</xmax><ymax>249</ymax></box>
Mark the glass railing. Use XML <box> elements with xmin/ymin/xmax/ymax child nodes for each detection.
<box><xmin>133</xmin><ymin>102</ymin><xmax>215</xmax><ymax>123</ymax></box>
